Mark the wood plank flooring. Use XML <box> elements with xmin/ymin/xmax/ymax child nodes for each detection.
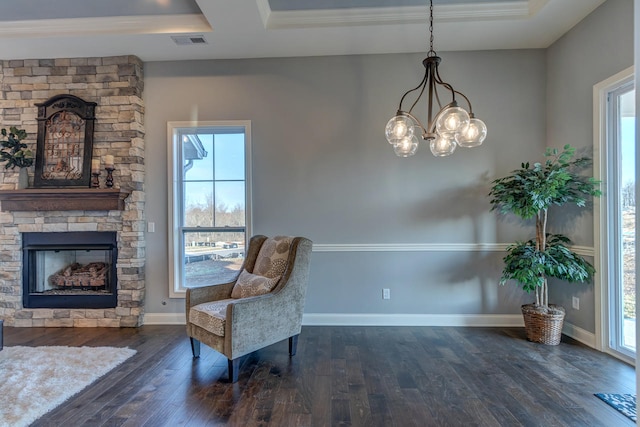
<box><xmin>2</xmin><ymin>325</ymin><xmax>635</xmax><ymax>426</ymax></box>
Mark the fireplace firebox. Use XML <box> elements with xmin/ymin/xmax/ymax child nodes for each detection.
<box><xmin>22</xmin><ymin>232</ymin><xmax>117</xmax><ymax>309</ymax></box>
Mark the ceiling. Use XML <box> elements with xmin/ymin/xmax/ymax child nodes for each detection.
<box><xmin>0</xmin><ymin>0</ymin><xmax>607</xmax><ymax>62</ymax></box>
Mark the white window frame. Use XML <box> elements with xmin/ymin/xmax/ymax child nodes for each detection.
<box><xmin>593</xmin><ymin>66</ymin><xmax>635</xmax><ymax>365</ymax></box>
<box><xmin>167</xmin><ymin>120</ymin><xmax>252</xmax><ymax>298</ymax></box>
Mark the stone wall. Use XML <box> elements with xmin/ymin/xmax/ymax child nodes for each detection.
<box><xmin>0</xmin><ymin>55</ymin><xmax>145</xmax><ymax>327</ymax></box>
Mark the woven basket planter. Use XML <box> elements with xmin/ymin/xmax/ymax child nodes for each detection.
<box><xmin>521</xmin><ymin>303</ymin><xmax>565</xmax><ymax>345</ymax></box>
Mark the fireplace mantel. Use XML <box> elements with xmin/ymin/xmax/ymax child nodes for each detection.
<box><xmin>0</xmin><ymin>188</ymin><xmax>129</xmax><ymax>211</ymax></box>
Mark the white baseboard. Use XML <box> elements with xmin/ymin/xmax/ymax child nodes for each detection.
<box><xmin>143</xmin><ymin>312</ymin><xmax>524</xmax><ymax>327</ymax></box>
<box><xmin>562</xmin><ymin>322</ymin><xmax>596</xmax><ymax>348</ymax></box>
<box><xmin>144</xmin><ymin>312</ymin><xmax>186</xmax><ymax>325</ymax></box>
<box><xmin>143</xmin><ymin>312</ymin><xmax>595</xmax><ymax>350</ymax></box>
<box><xmin>302</xmin><ymin>313</ymin><xmax>525</xmax><ymax>327</ymax></box>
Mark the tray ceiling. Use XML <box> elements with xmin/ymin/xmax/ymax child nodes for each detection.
<box><xmin>0</xmin><ymin>0</ymin><xmax>608</xmax><ymax>61</ymax></box>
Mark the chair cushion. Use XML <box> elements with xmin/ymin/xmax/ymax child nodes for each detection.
<box><xmin>231</xmin><ymin>269</ymin><xmax>280</xmax><ymax>299</ymax></box>
<box><xmin>189</xmin><ymin>298</ymin><xmax>235</xmax><ymax>337</ymax></box>
<box><xmin>252</xmin><ymin>235</ymin><xmax>293</xmax><ymax>279</ymax></box>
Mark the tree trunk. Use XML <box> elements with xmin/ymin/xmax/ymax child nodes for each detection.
<box><xmin>536</xmin><ymin>209</ymin><xmax>548</xmax><ymax>308</ymax></box>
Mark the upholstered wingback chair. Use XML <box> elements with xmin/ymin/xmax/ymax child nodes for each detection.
<box><xmin>186</xmin><ymin>235</ymin><xmax>313</xmax><ymax>382</ymax></box>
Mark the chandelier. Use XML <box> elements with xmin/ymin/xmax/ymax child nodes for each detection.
<box><xmin>385</xmin><ymin>0</ymin><xmax>487</xmax><ymax>157</ymax></box>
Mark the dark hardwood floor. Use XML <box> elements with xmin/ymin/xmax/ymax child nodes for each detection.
<box><xmin>3</xmin><ymin>325</ymin><xmax>635</xmax><ymax>426</ymax></box>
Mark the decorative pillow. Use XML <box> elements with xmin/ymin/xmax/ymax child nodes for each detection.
<box><xmin>252</xmin><ymin>235</ymin><xmax>293</xmax><ymax>279</ymax></box>
<box><xmin>231</xmin><ymin>268</ymin><xmax>280</xmax><ymax>299</ymax></box>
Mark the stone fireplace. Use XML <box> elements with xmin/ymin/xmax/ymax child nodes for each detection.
<box><xmin>0</xmin><ymin>55</ymin><xmax>145</xmax><ymax>327</ymax></box>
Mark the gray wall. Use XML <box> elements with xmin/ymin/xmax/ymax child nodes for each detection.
<box><xmin>143</xmin><ymin>0</ymin><xmax>633</xmax><ymax>328</ymax></box>
<box><xmin>143</xmin><ymin>50</ymin><xmax>546</xmax><ymax>317</ymax></box>
<box><xmin>546</xmin><ymin>0</ymin><xmax>633</xmax><ymax>332</ymax></box>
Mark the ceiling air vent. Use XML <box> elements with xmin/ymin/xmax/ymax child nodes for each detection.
<box><xmin>171</xmin><ymin>35</ymin><xmax>208</xmax><ymax>46</ymax></box>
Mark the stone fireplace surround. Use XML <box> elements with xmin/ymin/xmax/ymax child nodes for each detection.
<box><xmin>0</xmin><ymin>55</ymin><xmax>145</xmax><ymax>327</ymax></box>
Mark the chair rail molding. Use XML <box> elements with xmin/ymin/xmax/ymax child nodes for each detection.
<box><xmin>311</xmin><ymin>242</ymin><xmax>594</xmax><ymax>256</ymax></box>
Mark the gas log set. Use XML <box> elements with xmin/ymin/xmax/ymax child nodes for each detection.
<box><xmin>50</xmin><ymin>262</ymin><xmax>108</xmax><ymax>289</ymax></box>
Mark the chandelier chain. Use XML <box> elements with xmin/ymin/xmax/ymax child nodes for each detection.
<box><xmin>428</xmin><ymin>0</ymin><xmax>435</xmax><ymax>56</ymax></box>
<box><xmin>384</xmin><ymin>0</ymin><xmax>487</xmax><ymax>157</ymax></box>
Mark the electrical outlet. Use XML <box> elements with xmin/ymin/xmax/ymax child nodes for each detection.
<box><xmin>382</xmin><ymin>288</ymin><xmax>391</xmax><ymax>300</ymax></box>
<box><xmin>572</xmin><ymin>296</ymin><xmax>579</xmax><ymax>310</ymax></box>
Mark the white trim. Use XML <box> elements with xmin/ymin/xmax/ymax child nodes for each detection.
<box><xmin>166</xmin><ymin>120</ymin><xmax>252</xmax><ymax>299</ymax></box>
<box><xmin>312</xmin><ymin>242</ymin><xmax>509</xmax><ymax>252</ymax></box>
<box><xmin>0</xmin><ymin>14</ymin><xmax>210</xmax><ymax>38</ymax></box>
<box><xmin>562</xmin><ymin>322</ymin><xmax>597</xmax><ymax>348</ymax></box>
<box><xmin>571</xmin><ymin>245</ymin><xmax>595</xmax><ymax>257</ymax></box>
<box><xmin>167</xmin><ymin>122</ymin><xmax>180</xmax><ymax>298</ymax></box>
<box><xmin>167</xmin><ymin>122</ymin><xmax>180</xmax><ymax>299</ymax></box>
<box><xmin>592</xmin><ymin>66</ymin><xmax>635</xmax><ymax>353</ymax></box>
<box><xmin>564</xmin><ymin>321</ymin><xmax>635</xmax><ymax>366</ymax></box>
<box><xmin>144</xmin><ymin>311</ymin><xmax>524</xmax><ymax>327</ymax></box>
<box><xmin>144</xmin><ymin>313</ymin><xmax>186</xmax><ymax>325</ymax></box>
<box><xmin>302</xmin><ymin>313</ymin><xmax>524</xmax><ymax>327</ymax></box>
<box><xmin>145</xmin><ymin>312</ymin><xmax>606</xmax><ymax>342</ymax></box>
<box><xmin>257</xmin><ymin>1</ymin><xmax>548</xmax><ymax>29</ymax></box>
<box><xmin>312</xmin><ymin>242</ymin><xmax>592</xmax><ymax>255</ymax></box>
<box><xmin>603</xmin><ymin>345</ymin><xmax>637</xmax><ymax>366</ymax></box>
<box><xmin>144</xmin><ymin>312</ymin><xmax>605</xmax><ymax>354</ymax></box>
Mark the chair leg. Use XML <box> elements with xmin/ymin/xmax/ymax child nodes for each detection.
<box><xmin>228</xmin><ymin>358</ymin><xmax>240</xmax><ymax>383</ymax></box>
<box><xmin>289</xmin><ymin>334</ymin><xmax>299</xmax><ymax>356</ymax></box>
<box><xmin>190</xmin><ymin>338</ymin><xmax>200</xmax><ymax>358</ymax></box>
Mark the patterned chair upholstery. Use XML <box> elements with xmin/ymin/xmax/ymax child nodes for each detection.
<box><xmin>186</xmin><ymin>235</ymin><xmax>313</xmax><ymax>382</ymax></box>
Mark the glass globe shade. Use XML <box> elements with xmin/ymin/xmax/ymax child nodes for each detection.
<box><xmin>385</xmin><ymin>115</ymin><xmax>416</xmax><ymax>144</ymax></box>
<box><xmin>456</xmin><ymin>118</ymin><xmax>487</xmax><ymax>148</ymax></box>
<box><xmin>435</xmin><ymin>106</ymin><xmax>470</xmax><ymax>136</ymax></box>
<box><xmin>429</xmin><ymin>135</ymin><xmax>456</xmax><ymax>157</ymax></box>
<box><xmin>393</xmin><ymin>135</ymin><xmax>419</xmax><ymax>157</ymax></box>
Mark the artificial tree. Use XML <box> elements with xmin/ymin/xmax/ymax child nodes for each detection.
<box><xmin>489</xmin><ymin>145</ymin><xmax>601</xmax><ymax>315</ymax></box>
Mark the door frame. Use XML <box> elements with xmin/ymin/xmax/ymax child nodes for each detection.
<box><xmin>593</xmin><ymin>65</ymin><xmax>635</xmax><ymax>365</ymax></box>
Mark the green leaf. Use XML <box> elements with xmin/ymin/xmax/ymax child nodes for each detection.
<box><xmin>0</xmin><ymin>127</ymin><xmax>33</xmax><ymax>169</ymax></box>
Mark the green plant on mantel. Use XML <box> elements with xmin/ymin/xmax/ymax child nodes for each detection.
<box><xmin>0</xmin><ymin>127</ymin><xmax>33</xmax><ymax>169</ymax></box>
<box><xmin>488</xmin><ymin>144</ymin><xmax>601</xmax><ymax>313</ymax></box>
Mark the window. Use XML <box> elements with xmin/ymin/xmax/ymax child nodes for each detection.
<box><xmin>594</xmin><ymin>67</ymin><xmax>635</xmax><ymax>364</ymax></box>
<box><xmin>168</xmin><ymin>121</ymin><xmax>252</xmax><ymax>297</ymax></box>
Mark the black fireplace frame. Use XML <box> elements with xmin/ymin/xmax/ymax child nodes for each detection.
<box><xmin>22</xmin><ymin>231</ymin><xmax>118</xmax><ymax>309</ymax></box>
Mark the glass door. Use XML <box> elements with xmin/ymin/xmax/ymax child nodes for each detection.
<box><xmin>607</xmin><ymin>82</ymin><xmax>636</xmax><ymax>358</ymax></box>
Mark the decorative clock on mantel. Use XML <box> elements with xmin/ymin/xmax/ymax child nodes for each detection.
<box><xmin>34</xmin><ymin>94</ymin><xmax>97</xmax><ymax>188</ymax></box>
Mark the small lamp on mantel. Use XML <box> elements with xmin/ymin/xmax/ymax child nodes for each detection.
<box><xmin>384</xmin><ymin>0</ymin><xmax>487</xmax><ymax>157</ymax></box>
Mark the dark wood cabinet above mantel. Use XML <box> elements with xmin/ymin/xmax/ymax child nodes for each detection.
<box><xmin>0</xmin><ymin>188</ymin><xmax>129</xmax><ymax>211</ymax></box>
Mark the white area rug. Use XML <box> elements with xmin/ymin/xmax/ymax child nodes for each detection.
<box><xmin>0</xmin><ymin>346</ymin><xmax>136</xmax><ymax>427</ymax></box>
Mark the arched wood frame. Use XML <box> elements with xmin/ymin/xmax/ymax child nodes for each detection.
<box><xmin>34</xmin><ymin>94</ymin><xmax>97</xmax><ymax>188</ymax></box>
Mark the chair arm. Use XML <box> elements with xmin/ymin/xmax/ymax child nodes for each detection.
<box><xmin>186</xmin><ymin>281</ymin><xmax>235</xmax><ymax>309</ymax></box>
<box><xmin>226</xmin><ymin>288</ymin><xmax>304</xmax><ymax>358</ymax></box>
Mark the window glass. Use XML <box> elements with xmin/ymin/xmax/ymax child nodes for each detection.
<box><xmin>215</xmin><ymin>133</ymin><xmax>245</xmax><ymax>180</ymax></box>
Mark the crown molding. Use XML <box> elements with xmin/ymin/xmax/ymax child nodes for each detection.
<box><xmin>0</xmin><ymin>14</ymin><xmax>210</xmax><ymax>38</ymax></box>
<box><xmin>257</xmin><ymin>0</ymin><xmax>550</xmax><ymax>29</ymax></box>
